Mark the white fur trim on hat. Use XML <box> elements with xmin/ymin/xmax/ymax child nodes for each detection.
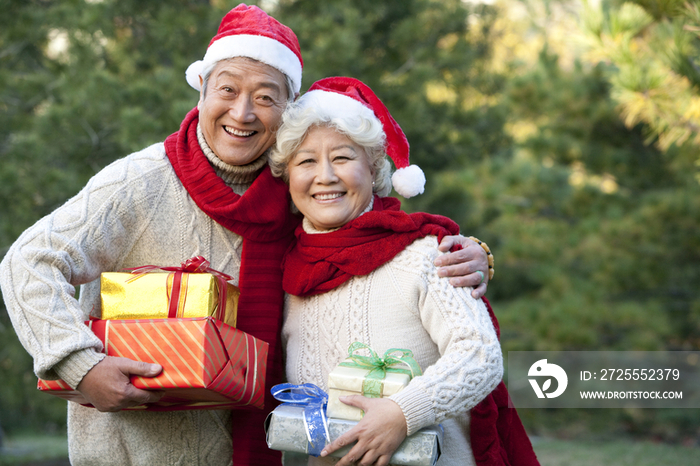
<box><xmin>392</xmin><ymin>165</ymin><xmax>426</xmax><ymax>198</ymax></box>
<box><xmin>186</xmin><ymin>60</ymin><xmax>205</xmax><ymax>90</ymax></box>
<box><xmin>187</xmin><ymin>34</ymin><xmax>302</xmax><ymax>93</ymax></box>
<box><xmin>298</xmin><ymin>90</ymin><xmax>378</xmax><ymax>122</ymax></box>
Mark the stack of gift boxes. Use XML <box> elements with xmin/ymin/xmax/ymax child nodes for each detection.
<box><xmin>38</xmin><ymin>257</ymin><xmax>269</xmax><ymax>411</ymax></box>
<box><xmin>266</xmin><ymin>343</ymin><xmax>443</xmax><ymax>466</ymax></box>
<box><xmin>36</xmin><ymin>257</ymin><xmax>441</xmax><ymax>463</ymax></box>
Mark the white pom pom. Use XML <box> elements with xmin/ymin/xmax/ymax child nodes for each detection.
<box><xmin>391</xmin><ymin>165</ymin><xmax>426</xmax><ymax>198</ymax></box>
<box><xmin>186</xmin><ymin>61</ymin><xmax>204</xmax><ymax>91</ymax></box>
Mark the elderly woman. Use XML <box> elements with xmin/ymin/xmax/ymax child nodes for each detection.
<box><xmin>269</xmin><ymin>77</ymin><xmax>504</xmax><ymax>466</ymax></box>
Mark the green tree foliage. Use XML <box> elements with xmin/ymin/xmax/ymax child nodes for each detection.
<box><xmin>0</xmin><ymin>0</ymin><xmax>229</xmax><ymax>433</ymax></box>
<box><xmin>274</xmin><ymin>0</ymin><xmax>509</xmax><ymax>175</ymax></box>
<box><xmin>0</xmin><ymin>302</ymin><xmax>67</xmax><ymax>434</ymax></box>
<box><xmin>0</xmin><ymin>0</ymin><xmax>226</xmax><ymax>248</ymax></box>
<box><xmin>402</xmin><ymin>0</ymin><xmax>699</xmax><ymax>440</ymax></box>
<box><xmin>1</xmin><ymin>0</ymin><xmax>698</xmax><ymax>442</ymax></box>
<box><xmin>580</xmin><ymin>0</ymin><xmax>700</xmax><ymax>151</ymax></box>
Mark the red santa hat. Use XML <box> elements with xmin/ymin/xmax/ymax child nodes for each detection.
<box><xmin>301</xmin><ymin>77</ymin><xmax>426</xmax><ymax>198</ymax></box>
<box><xmin>186</xmin><ymin>4</ymin><xmax>303</xmax><ymax>94</ymax></box>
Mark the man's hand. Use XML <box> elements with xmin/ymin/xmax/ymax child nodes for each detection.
<box><xmin>76</xmin><ymin>356</ymin><xmax>164</xmax><ymax>412</ymax></box>
<box><xmin>435</xmin><ymin>235</ymin><xmax>489</xmax><ymax>299</ymax></box>
<box><xmin>320</xmin><ymin>396</ymin><xmax>407</xmax><ymax>466</ymax></box>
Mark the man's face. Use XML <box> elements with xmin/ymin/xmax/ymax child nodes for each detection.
<box><xmin>198</xmin><ymin>58</ymin><xmax>288</xmax><ymax>166</ymax></box>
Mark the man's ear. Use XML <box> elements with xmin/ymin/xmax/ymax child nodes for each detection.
<box><xmin>197</xmin><ymin>75</ymin><xmax>204</xmax><ymax>109</ymax></box>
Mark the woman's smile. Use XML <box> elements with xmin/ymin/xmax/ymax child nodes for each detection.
<box><xmin>313</xmin><ymin>192</ymin><xmax>345</xmax><ymax>201</ymax></box>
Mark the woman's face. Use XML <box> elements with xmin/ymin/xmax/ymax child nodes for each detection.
<box><xmin>288</xmin><ymin>125</ymin><xmax>374</xmax><ymax>231</ymax></box>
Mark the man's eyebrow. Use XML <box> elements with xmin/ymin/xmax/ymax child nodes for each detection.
<box><xmin>213</xmin><ymin>70</ymin><xmax>241</xmax><ymax>81</ymax></box>
<box><xmin>214</xmin><ymin>70</ymin><xmax>283</xmax><ymax>92</ymax></box>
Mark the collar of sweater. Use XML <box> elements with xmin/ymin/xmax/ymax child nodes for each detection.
<box><xmin>196</xmin><ymin>123</ymin><xmax>267</xmax><ymax>194</ymax></box>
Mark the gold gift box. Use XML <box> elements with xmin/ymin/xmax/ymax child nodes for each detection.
<box><xmin>100</xmin><ymin>272</ymin><xmax>239</xmax><ymax>327</ymax></box>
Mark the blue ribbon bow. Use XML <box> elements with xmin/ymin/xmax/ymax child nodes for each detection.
<box><xmin>271</xmin><ymin>383</ymin><xmax>331</xmax><ymax>457</ymax></box>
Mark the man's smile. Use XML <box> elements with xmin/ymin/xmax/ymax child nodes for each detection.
<box><xmin>223</xmin><ymin>126</ymin><xmax>256</xmax><ymax>137</ymax></box>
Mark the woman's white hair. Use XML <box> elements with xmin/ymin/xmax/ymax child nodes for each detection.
<box><xmin>269</xmin><ymin>102</ymin><xmax>393</xmax><ymax>196</ymax></box>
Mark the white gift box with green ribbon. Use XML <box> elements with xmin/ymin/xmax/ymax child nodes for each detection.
<box><xmin>327</xmin><ymin>342</ymin><xmax>423</xmax><ymax>421</ymax></box>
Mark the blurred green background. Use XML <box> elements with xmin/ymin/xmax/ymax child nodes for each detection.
<box><xmin>1</xmin><ymin>0</ymin><xmax>699</xmax><ymax>463</ymax></box>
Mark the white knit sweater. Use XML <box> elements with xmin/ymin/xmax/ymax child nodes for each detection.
<box><xmin>282</xmin><ymin>227</ymin><xmax>503</xmax><ymax>466</ymax></box>
<box><xmin>0</xmin><ymin>133</ymin><xmax>268</xmax><ymax>465</ymax></box>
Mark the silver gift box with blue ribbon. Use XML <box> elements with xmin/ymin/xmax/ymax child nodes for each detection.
<box><xmin>265</xmin><ymin>383</ymin><xmax>443</xmax><ymax>466</ymax></box>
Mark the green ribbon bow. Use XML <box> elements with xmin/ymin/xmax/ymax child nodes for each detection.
<box><xmin>338</xmin><ymin>342</ymin><xmax>423</xmax><ymax>399</ymax></box>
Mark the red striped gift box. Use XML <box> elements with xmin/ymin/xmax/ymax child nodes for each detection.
<box><xmin>38</xmin><ymin>317</ymin><xmax>268</xmax><ymax>411</ymax></box>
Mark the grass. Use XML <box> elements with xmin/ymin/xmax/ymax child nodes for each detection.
<box><xmin>532</xmin><ymin>437</ymin><xmax>700</xmax><ymax>466</ymax></box>
<box><xmin>1</xmin><ymin>433</ymin><xmax>699</xmax><ymax>465</ymax></box>
<box><xmin>0</xmin><ymin>434</ymin><xmax>68</xmax><ymax>466</ymax></box>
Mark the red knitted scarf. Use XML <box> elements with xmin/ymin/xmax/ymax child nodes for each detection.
<box><xmin>164</xmin><ymin>107</ymin><xmax>300</xmax><ymax>466</ymax></box>
<box><xmin>281</xmin><ymin>196</ymin><xmax>540</xmax><ymax>466</ymax></box>
<box><xmin>282</xmin><ymin>196</ymin><xmax>459</xmax><ymax>296</ymax></box>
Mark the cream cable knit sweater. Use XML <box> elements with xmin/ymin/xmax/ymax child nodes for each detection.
<box><xmin>0</xmin><ymin>129</ymin><xmax>267</xmax><ymax>466</ymax></box>
<box><xmin>282</xmin><ymin>228</ymin><xmax>503</xmax><ymax>466</ymax></box>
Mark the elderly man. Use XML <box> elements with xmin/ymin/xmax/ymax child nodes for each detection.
<box><xmin>0</xmin><ymin>4</ymin><xmax>489</xmax><ymax>466</ymax></box>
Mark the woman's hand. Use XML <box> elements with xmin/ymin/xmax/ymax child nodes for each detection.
<box><xmin>320</xmin><ymin>396</ymin><xmax>407</xmax><ymax>466</ymax></box>
<box><xmin>435</xmin><ymin>235</ymin><xmax>489</xmax><ymax>298</ymax></box>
